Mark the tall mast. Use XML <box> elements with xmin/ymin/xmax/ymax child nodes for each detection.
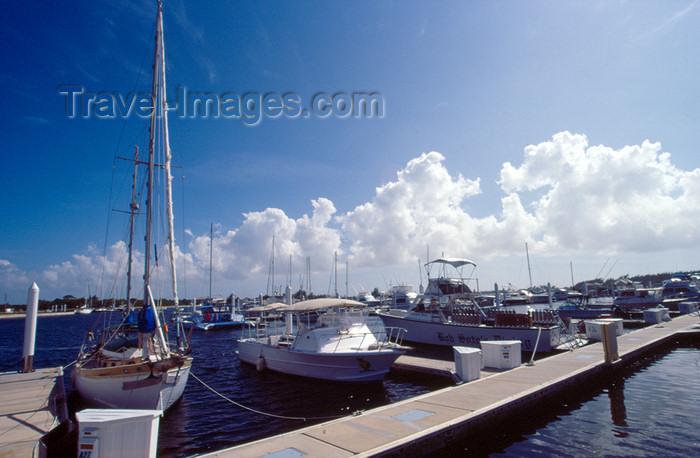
<box><xmin>159</xmin><ymin>2</ymin><xmax>179</xmax><ymax>309</ymax></box>
<box><xmin>140</xmin><ymin>0</ymin><xmax>172</xmax><ymax>357</ymax></box>
<box><xmin>209</xmin><ymin>223</ymin><xmax>213</xmax><ymax>299</ymax></box>
<box><xmin>126</xmin><ymin>146</ymin><xmax>139</xmax><ymax>312</ymax></box>
<box><xmin>144</xmin><ymin>5</ymin><xmax>158</xmax><ymax>302</ymax></box>
<box><xmin>145</xmin><ymin>1</ymin><xmax>178</xmax><ymax>308</ymax></box>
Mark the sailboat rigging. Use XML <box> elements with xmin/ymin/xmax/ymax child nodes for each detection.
<box><xmin>181</xmin><ymin>223</ymin><xmax>246</xmax><ymax>330</ymax></box>
<box><xmin>71</xmin><ymin>1</ymin><xmax>192</xmax><ymax>411</ymax></box>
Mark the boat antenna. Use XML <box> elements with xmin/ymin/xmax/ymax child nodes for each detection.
<box><xmin>417</xmin><ymin>258</ymin><xmax>423</xmax><ymax>293</ymax></box>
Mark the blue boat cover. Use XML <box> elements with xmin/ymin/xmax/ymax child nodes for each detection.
<box><xmin>138</xmin><ymin>303</ymin><xmax>156</xmax><ymax>333</ymax></box>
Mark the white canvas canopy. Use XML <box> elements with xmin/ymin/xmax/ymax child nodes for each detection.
<box><xmin>284</xmin><ymin>298</ymin><xmax>366</xmax><ymax>312</ymax></box>
<box><xmin>243</xmin><ymin>303</ymin><xmax>288</xmax><ymax>313</ymax></box>
<box><xmin>425</xmin><ymin>258</ymin><xmax>476</xmax><ymax>269</ymax></box>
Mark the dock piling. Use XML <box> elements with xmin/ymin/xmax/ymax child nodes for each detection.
<box><xmin>21</xmin><ymin>282</ymin><xmax>39</xmax><ymax>373</ymax></box>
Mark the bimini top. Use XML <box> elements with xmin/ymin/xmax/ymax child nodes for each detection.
<box><xmin>243</xmin><ymin>302</ymin><xmax>288</xmax><ymax>313</ymax></box>
<box><xmin>425</xmin><ymin>258</ymin><xmax>476</xmax><ymax>269</ymax></box>
<box><xmin>284</xmin><ymin>298</ymin><xmax>366</xmax><ymax>312</ymax></box>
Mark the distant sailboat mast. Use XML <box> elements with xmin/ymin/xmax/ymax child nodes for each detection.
<box><xmin>209</xmin><ymin>223</ymin><xmax>213</xmax><ymax>299</ymax></box>
<box><xmin>526</xmin><ymin>242</ymin><xmax>533</xmax><ymax>290</ymax></box>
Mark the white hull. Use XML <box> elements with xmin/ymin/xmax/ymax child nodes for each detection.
<box><xmin>613</xmin><ymin>296</ymin><xmax>661</xmax><ymax>313</ymax></box>
<box><xmin>237</xmin><ymin>339</ymin><xmax>401</xmax><ymax>382</ymax></box>
<box><xmin>182</xmin><ymin>313</ymin><xmax>247</xmax><ymax>331</ymax></box>
<box><xmin>72</xmin><ymin>357</ymin><xmax>192</xmax><ymax>411</ymax></box>
<box><xmin>377</xmin><ymin>310</ymin><xmax>559</xmax><ymax>353</ymax></box>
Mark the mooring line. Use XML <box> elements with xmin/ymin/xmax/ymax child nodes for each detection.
<box><xmin>189</xmin><ymin>372</ymin><xmax>356</xmax><ymax>421</ymax></box>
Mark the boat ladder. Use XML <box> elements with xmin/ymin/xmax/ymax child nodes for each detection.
<box><xmin>531</xmin><ymin>309</ymin><xmax>585</xmax><ymax>351</ymax></box>
<box><xmin>552</xmin><ymin>311</ymin><xmax>585</xmax><ymax>350</ymax></box>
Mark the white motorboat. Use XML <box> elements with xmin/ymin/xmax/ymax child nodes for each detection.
<box><xmin>387</xmin><ymin>284</ymin><xmax>418</xmax><ymax>309</ymax></box>
<box><xmin>72</xmin><ymin>2</ymin><xmax>192</xmax><ymax>411</ymax></box>
<box><xmin>356</xmin><ymin>291</ymin><xmax>381</xmax><ymax>307</ymax></box>
<box><xmin>612</xmin><ymin>287</ymin><xmax>662</xmax><ymax>314</ymax></box>
<box><xmin>376</xmin><ymin>258</ymin><xmax>580</xmax><ymax>353</ymax></box>
<box><xmin>237</xmin><ymin>298</ymin><xmax>407</xmax><ymax>382</ymax></box>
<box><xmin>182</xmin><ymin>298</ymin><xmax>247</xmax><ymax>331</ymax></box>
<box><xmin>660</xmin><ymin>274</ymin><xmax>700</xmax><ymax>303</ymax></box>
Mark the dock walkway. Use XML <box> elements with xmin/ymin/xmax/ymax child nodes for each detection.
<box><xmin>203</xmin><ymin>313</ymin><xmax>700</xmax><ymax>457</ymax></box>
<box><xmin>0</xmin><ymin>367</ymin><xmax>67</xmax><ymax>457</ymax></box>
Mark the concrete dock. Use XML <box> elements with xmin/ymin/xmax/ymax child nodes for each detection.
<box><xmin>203</xmin><ymin>312</ymin><xmax>700</xmax><ymax>457</ymax></box>
<box><xmin>0</xmin><ymin>367</ymin><xmax>67</xmax><ymax>457</ymax></box>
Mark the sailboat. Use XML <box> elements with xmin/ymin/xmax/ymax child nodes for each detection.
<box><xmin>181</xmin><ymin>224</ymin><xmax>246</xmax><ymax>331</ymax></box>
<box><xmin>75</xmin><ymin>281</ymin><xmax>93</xmax><ymax>314</ymax></box>
<box><xmin>71</xmin><ymin>1</ymin><xmax>192</xmax><ymax>411</ymax></box>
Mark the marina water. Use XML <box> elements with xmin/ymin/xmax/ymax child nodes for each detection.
<box><xmin>1</xmin><ymin>312</ymin><xmax>698</xmax><ymax>456</ymax></box>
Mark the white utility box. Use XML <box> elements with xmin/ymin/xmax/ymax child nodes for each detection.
<box><xmin>679</xmin><ymin>301</ymin><xmax>699</xmax><ymax>314</ymax></box>
<box><xmin>584</xmin><ymin>318</ymin><xmax>623</xmax><ymax>341</ymax></box>
<box><xmin>643</xmin><ymin>307</ymin><xmax>669</xmax><ymax>324</ymax></box>
<box><xmin>480</xmin><ymin>340</ymin><xmax>521</xmax><ymax>369</ymax></box>
<box><xmin>76</xmin><ymin>409</ymin><xmax>161</xmax><ymax>458</ymax></box>
<box><xmin>453</xmin><ymin>346</ymin><xmax>482</xmax><ymax>382</ymax></box>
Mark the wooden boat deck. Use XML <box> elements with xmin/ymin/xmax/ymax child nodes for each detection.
<box><xmin>0</xmin><ymin>367</ymin><xmax>67</xmax><ymax>457</ymax></box>
<box><xmin>202</xmin><ymin>312</ymin><xmax>700</xmax><ymax>457</ymax></box>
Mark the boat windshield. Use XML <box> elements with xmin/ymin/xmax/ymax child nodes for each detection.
<box><xmin>312</xmin><ymin>307</ymin><xmax>365</xmax><ymax>329</ymax></box>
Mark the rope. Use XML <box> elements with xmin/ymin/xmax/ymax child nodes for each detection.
<box><xmin>526</xmin><ymin>326</ymin><xmax>542</xmax><ymax>366</ymax></box>
<box><xmin>189</xmin><ymin>372</ymin><xmax>354</xmax><ymax>421</ymax></box>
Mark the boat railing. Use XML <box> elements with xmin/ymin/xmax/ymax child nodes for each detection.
<box><xmin>377</xmin><ymin>326</ymin><xmax>407</xmax><ymax>348</ymax></box>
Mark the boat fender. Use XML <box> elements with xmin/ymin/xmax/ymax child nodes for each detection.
<box><xmin>87</xmin><ymin>331</ymin><xmax>94</xmax><ymax>341</ymax></box>
<box><xmin>256</xmin><ymin>356</ymin><xmax>266</xmax><ymax>372</ymax></box>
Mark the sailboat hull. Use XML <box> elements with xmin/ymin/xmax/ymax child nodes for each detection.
<box><xmin>72</xmin><ymin>356</ymin><xmax>192</xmax><ymax>411</ymax></box>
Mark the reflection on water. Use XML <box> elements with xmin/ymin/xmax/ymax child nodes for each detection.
<box><xmin>608</xmin><ymin>379</ymin><xmax>628</xmax><ymax>436</ymax></box>
<box><xmin>2</xmin><ymin>314</ymin><xmax>698</xmax><ymax>456</ymax></box>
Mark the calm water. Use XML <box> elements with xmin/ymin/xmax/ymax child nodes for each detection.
<box><xmin>0</xmin><ymin>312</ymin><xmax>450</xmax><ymax>456</ymax></box>
<box><xmin>1</xmin><ymin>312</ymin><xmax>698</xmax><ymax>456</ymax></box>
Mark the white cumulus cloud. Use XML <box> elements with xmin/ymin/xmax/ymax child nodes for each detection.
<box><xmin>11</xmin><ymin>131</ymin><xmax>699</xmax><ymax>301</ymax></box>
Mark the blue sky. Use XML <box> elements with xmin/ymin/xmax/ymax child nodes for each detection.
<box><xmin>2</xmin><ymin>1</ymin><xmax>700</xmax><ymax>303</ymax></box>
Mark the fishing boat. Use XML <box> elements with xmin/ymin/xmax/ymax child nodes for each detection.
<box><xmin>376</xmin><ymin>258</ymin><xmax>581</xmax><ymax>353</ymax></box>
<box><xmin>386</xmin><ymin>284</ymin><xmax>418</xmax><ymax>310</ymax></box>
<box><xmin>237</xmin><ymin>298</ymin><xmax>407</xmax><ymax>382</ymax></box>
<box><xmin>556</xmin><ymin>294</ymin><xmax>614</xmax><ymax>319</ymax></box>
<box><xmin>612</xmin><ymin>286</ymin><xmax>662</xmax><ymax>314</ymax></box>
<box><xmin>660</xmin><ymin>274</ymin><xmax>700</xmax><ymax>303</ymax></box>
<box><xmin>71</xmin><ymin>1</ymin><xmax>192</xmax><ymax>411</ymax></box>
<box><xmin>356</xmin><ymin>291</ymin><xmax>381</xmax><ymax>307</ymax></box>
